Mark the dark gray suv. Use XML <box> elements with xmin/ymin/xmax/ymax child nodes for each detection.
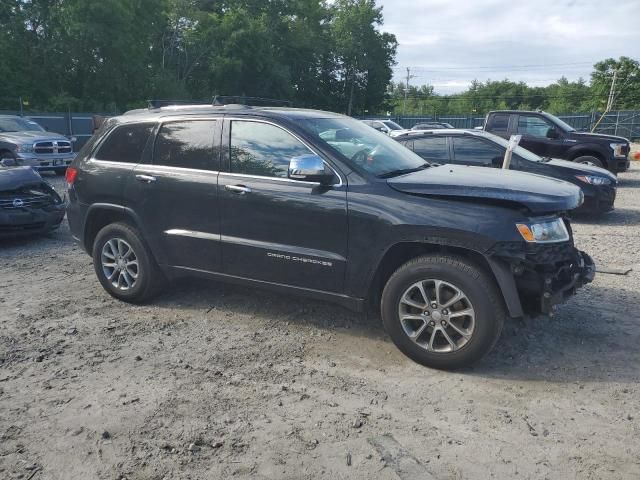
<box><xmin>66</xmin><ymin>103</ymin><xmax>595</xmax><ymax>370</ymax></box>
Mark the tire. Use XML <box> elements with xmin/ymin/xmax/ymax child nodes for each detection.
<box><xmin>573</xmin><ymin>155</ymin><xmax>604</xmax><ymax>169</ymax></box>
<box><xmin>381</xmin><ymin>255</ymin><xmax>505</xmax><ymax>370</ymax></box>
<box><xmin>92</xmin><ymin>222</ymin><xmax>165</xmax><ymax>303</ymax></box>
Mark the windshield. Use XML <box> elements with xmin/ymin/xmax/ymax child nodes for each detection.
<box><xmin>0</xmin><ymin>117</ymin><xmax>45</xmax><ymax>133</ymax></box>
<box><xmin>383</xmin><ymin>120</ymin><xmax>403</xmax><ymax>131</ymax></box>
<box><xmin>299</xmin><ymin>117</ymin><xmax>427</xmax><ymax>177</ymax></box>
<box><xmin>480</xmin><ymin>131</ymin><xmax>544</xmax><ymax>162</ymax></box>
<box><xmin>545</xmin><ymin>113</ymin><xmax>575</xmax><ymax>132</ymax></box>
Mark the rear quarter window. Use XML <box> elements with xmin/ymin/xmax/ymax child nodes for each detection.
<box><xmin>94</xmin><ymin>123</ymin><xmax>154</xmax><ymax>163</ymax></box>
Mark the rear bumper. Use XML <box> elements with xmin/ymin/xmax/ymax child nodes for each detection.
<box><xmin>0</xmin><ymin>204</ymin><xmax>66</xmax><ymax>238</ymax></box>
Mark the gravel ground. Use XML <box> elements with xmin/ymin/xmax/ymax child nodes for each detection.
<box><xmin>1</xmin><ymin>164</ymin><xmax>639</xmax><ymax>480</ymax></box>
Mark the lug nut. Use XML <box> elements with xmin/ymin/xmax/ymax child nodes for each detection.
<box><xmin>441</xmin><ymin>320</ymin><xmax>447</xmax><ymax>326</ymax></box>
<box><xmin>424</xmin><ymin>311</ymin><xmax>430</xmax><ymax>316</ymax></box>
<box><xmin>431</xmin><ymin>302</ymin><xmax>437</xmax><ymax>308</ymax></box>
<box><xmin>429</xmin><ymin>321</ymin><xmax>435</xmax><ymax>326</ymax></box>
<box><xmin>442</xmin><ymin>309</ymin><xmax>449</xmax><ymax>315</ymax></box>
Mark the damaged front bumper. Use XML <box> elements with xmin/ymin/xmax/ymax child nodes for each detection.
<box><xmin>488</xmin><ymin>242</ymin><xmax>595</xmax><ymax>316</ymax></box>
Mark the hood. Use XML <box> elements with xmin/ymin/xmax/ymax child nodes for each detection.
<box><xmin>545</xmin><ymin>158</ymin><xmax>617</xmax><ymax>181</ymax></box>
<box><xmin>0</xmin><ymin>166</ymin><xmax>43</xmax><ymax>190</ymax></box>
<box><xmin>570</xmin><ymin>131</ymin><xmax>629</xmax><ymax>143</ymax></box>
<box><xmin>388</xmin><ymin>164</ymin><xmax>582</xmax><ymax>214</ymax></box>
<box><xmin>0</xmin><ymin>130</ymin><xmax>69</xmax><ymax>143</ymax></box>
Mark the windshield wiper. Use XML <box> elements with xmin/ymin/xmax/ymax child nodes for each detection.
<box><xmin>377</xmin><ymin>163</ymin><xmax>430</xmax><ymax>179</ymax></box>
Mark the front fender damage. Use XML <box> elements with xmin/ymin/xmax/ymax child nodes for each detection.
<box><xmin>485</xmin><ymin>242</ymin><xmax>595</xmax><ymax>317</ymax></box>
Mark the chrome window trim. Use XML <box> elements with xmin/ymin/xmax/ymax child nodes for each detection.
<box><xmin>136</xmin><ymin>164</ymin><xmax>220</xmax><ymax>176</ymax></box>
<box><xmin>226</xmin><ymin>117</ymin><xmax>344</xmax><ymax>187</ymax></box>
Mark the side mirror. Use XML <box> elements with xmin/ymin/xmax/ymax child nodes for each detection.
<box><xmin>288</xmin><ymin>155</ymin><xmax>333</xmax><ymax>184</ymax></box>
<box><xmin>546</xmin><ymin>128</ymin><xmax>559</xmax><ymax>139</ymax></box>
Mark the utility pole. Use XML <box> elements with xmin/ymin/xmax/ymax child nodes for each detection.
<box><xmin>606</xmin><ymin>69</ymin><xmax>618</xmax><ymax>111</ymax></box>
<box><xmin>591</xmin><ymin>69</ymin><xmax>617</xmax><ymax>132</ymax></box>
<box><xmin>402</xmin><ymin>67</ymin><xmax>414</xmax><ymax>117</ymax></box>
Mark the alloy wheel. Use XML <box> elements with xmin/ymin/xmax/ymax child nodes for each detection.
<box><xmin>101</xmin><ymin>238</ymin><xmax>139</xmax><ymax>291</ymax></box>
<box><xmin>398</xmin><ymin>279</ymin><xmax>475</xmax><ymax>353</ymax></box>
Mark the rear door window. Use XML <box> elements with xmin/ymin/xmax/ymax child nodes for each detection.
<box><xmin>154</xmin><ymin>120</ymin><xmax>217</xmax><ymax>170</ymax></box>
<box><xmin>412</xmin><ymin>137</ymin><xmax>449</xmax><ymax>162</ymax></box>
<box><xmin>94</xmin><ymin>123</ymin><xmax>154</xmax><ymax>163</ymax></box>
<box><xmin>452</xmin><ymin>137</ymin><xmax>503</xmax><ymax>166</ymax></box>
<box><xmin>488</xmin><ymin>114</ymin><xmax>509</xmax><ymax>134</ymax></box>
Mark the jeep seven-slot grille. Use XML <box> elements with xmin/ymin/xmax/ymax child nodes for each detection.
<box><xmin>34</xmin><ymin>140</ymin><xmax>72</xmax><ymax>155</ymax></box>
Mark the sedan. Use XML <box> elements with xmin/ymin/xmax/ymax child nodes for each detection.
<box><xmin>395</xmin><ymin>129</ymin><xmax>617</xmax><ymax>214</ymax></box>
<box><xmin>0</xmin><ymin>163</ymin><xmax>66</xmax><ymax>237</ymax></box>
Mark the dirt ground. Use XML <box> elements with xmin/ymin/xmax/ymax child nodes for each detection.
<box><xmin>1</xmin><ymin>164</ymin><xmax>639</xmax><ymax>480</ymax></box>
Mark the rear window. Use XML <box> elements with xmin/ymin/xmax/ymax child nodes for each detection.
<box><xmin>489</xmin><ymin>114</ymin><xmax>509</xmax><ymax>131</ymax></box>
<box><xmin>94</xmin><ymin>123</ymin><xmax>153</xmax><ymax>163</ymax></box>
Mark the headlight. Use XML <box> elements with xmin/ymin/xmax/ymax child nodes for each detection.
<box><xmin>516</xmin><ymin>218</ymin><xmax>570</xmax><ymax>243</ymax></box>
<box><xmin>575</xmin><ymin>175</ymin><xmax>612</xmax><ymax>186</ymax></box>
<box><xmin>16</xmin><ymin>144</ymin><xmax>35</xmax><ymax>153</ymax></box>
<box><xmin>610</xmin><ymin>143</ymin><xmax>626</xmax><ymax>157</ymax></box>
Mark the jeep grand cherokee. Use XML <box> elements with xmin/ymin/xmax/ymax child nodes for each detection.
<box><xmin>66</xmin><ymin>104</ymin><xmax>595</xmax><ymax>370</ymax></box>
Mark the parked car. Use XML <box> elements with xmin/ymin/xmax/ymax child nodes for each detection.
<box><xmin>0</xmin><ymin>162</ymin><xmax>66</xmax><ymax>237</ymax></box>
<box><xmin>411</xmin><ymin>122</ymin><xmax>454</xmax><ymax>130</ymax></box>
<box><xmin>361</xmin><ymin>119</ymin><xmax>410</xmax><ymax>137</ymax></box>
<box><xmin>395</xmin><ymin>130</ymin><xmax>618</xmax><ymax>214</ymax></box>
<box><xmin>482</xmin><ymin>110</ymin><xmax>631</xmax><ymax>173</ymax></box>
<box><xmin>0</xmin><ymin>115</ymin><xmax>76</xmax><ymax>175</ymax></box>
<box><xmin>66</xmin><ymin>104</ymin><xmax>594</xmax><ymax>370</ymax></box>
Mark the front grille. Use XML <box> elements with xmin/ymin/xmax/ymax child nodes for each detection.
<box><xmin>0</xmin><ymin>185</ymin><xmax>56</xmax><ymax>210</ymax></box>
<box><xmin>34</xmin><ymin>140</ymin><xmax>72</xmax><ymax>155</ymax></box>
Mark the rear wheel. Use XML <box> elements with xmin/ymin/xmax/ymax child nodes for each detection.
<box><xmin>92</xmin><ymin>222</ymin><xmax>165</xmax><ymax>303</ymax></box>
<box><xmin>381</xmin><ymin>255</ymin><xmax>505</xmax><ymax>370</ymax></box>
<box><xmin>573</xmin><ymin>155</ymin><xmax>604</xmax><ymax>169</ymax></box>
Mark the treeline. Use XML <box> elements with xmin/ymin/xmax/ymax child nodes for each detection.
<box><xmin>0</xmin><ymin>0</ymin><xmax>397</xmax><ymax>113</ymax></box>
<box><xmin>387</xmin><ymin>57</ymin><xmax>640</xmax><ymax>116</ymax></box>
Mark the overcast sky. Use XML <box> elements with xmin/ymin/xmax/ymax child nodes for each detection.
<box><xmin>378</xmin><ymin>0</ymin><xmax>640</xmax><ymax>94</ymax></box>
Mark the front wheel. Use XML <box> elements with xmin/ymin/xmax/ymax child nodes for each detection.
<box><xmin>92</xmin><ymin>222</ymin><xmax>165</xmax><ymax>303</ymax></box>
<box><xmin>381</xmin><ymin>255</ymin><xmax>505</xmax><ymax>370</ymax></box>
<box><xmin>573</xmin><ymin>155</ymin><xmax>604</xmax><ymax>169</ymax></box>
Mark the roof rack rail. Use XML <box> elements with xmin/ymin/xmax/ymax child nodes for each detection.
<box><xmin>212</xmin><ymin>95</ymin><xmax>292</xmax><ymax>107</ymax></box>
<box><xmin>147</xmin><ymin>99</ymin><xmax>210</xmax><ymax>109</ymax></box>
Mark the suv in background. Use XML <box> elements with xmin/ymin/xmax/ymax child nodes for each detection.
<box><xmin>0</xmin><ymin>115</ymin><xmax>76</xmax><ymax>175</ymax></box>
<box><xmin>66</xmin><ymin>104</ymin><xmax>594</xmax><ymax>370</ymax></box>
<box><xmin>361</xmin><ymin>119</ymin><xmax>410</xmax><ymax>137</ymax></box>
<box><xmin>482</xmin><ymin>110</ymin><xmax>630</xmax><ymax>173</ymax></box>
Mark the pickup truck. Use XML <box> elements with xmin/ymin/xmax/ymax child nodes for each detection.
<box><xmin>482</xmin><ymin>110</ymin><xmax>630</xmax><ymax>173</ymax></box>
<box><xmin>66</xmin><ymin>104</ymin><xmax>594</xmax><ymax>370</ymax></box>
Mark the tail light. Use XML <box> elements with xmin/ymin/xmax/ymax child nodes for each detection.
<box><xmin>65</xmin><ymin>166</ymin><xmax>78</xmax><ymax>185</ymax></box>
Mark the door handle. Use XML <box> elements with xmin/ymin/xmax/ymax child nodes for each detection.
<box><xmin>225</xmin><ymin>184</ymin><xmax>252</xmax><ymax>194</ymax></box>
<box><xmin>135</xmin><ymin>174</ymin><xmax>156</xmax><ymax>183</ymax></box>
